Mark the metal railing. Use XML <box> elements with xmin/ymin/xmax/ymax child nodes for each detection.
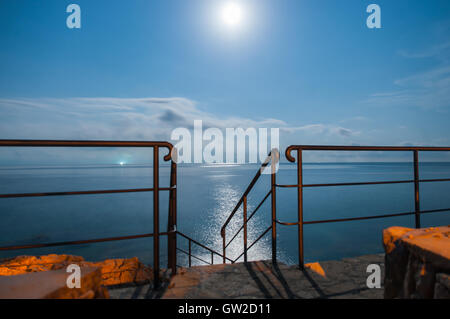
<box><xmin>2</xmin><ymin>141</ymin><xmax>449</xmax><ymax>283</ymax></box>
<box><xmin>176</xmin><ymin>230</ymin><xmax>234</xmax><ymax>267</ymax></box>
<box><xmin>222</xmin><ymin>145</ymin><xmax>450</xmax><ymax>269</ymax></box>
<box><xmin>221</xmin><ymin>149</ymin><xmax>280</xmax><ymax>264</ymax></box>
<box><xmin>0</xmin><ymin>139</ymin><xmax>234</xmax><ymax>286</ymax></box>
<box><xmin>0</xmin><ymin>139</ymin><xmax>179</xmax><ymax>288</ymax></box>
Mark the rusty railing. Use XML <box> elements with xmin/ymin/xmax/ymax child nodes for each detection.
<box><xmin>222</xmin><ymin>145</ymin><xmax>450</xmax><ymax>269</ymax></box>
<box><xmin>220</xmin><ymin>149</ymin><xmax>280</xmax><ymax>264</ymax></box>
<box><xmin>0</xmin><ymin>139</ymin><xmax>179</xmax><ymax>287</ymax></box>
<box><xmin>2</xmin><ymin>142</ymin><xmax>449</xmax><ymax>282</ymax></box>
<box><xmin>0</xmin><ymin>139</ymin><xmax>234</xmax><ymax>286</ymax></box>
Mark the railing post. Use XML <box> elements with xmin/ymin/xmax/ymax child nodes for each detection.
<box><xmin>188</xmin><ymin>239</ymin><xmax>192</xmax><ymax>267</ymax></box>
<box><xmin>413</xmin><ymin>150</ymin><xmax>421</xmax><ymax>228</ymax></box>
<box><xmin>222</xmin><ymin>231</ymin><xmax>226</xmax><ymax>264</ymax></box>
<box><xmin>153</xmin><ymin>146</ymin><xmax>160</xmax><ymax>288</ymax></box>
<box><xmin>297</xmin><ymin>149</ymin><xmax>304</xmax><ymax>269</ymax></box>
<box><xmin>167</xmin><ymin>158</ymin><xmax>177</xmax><ymax>276</ymax></box>
<box><xmin>211</xmin><ymin>251</ymin><xmax>214</xmax><ymax>265</ymax></box>
<box><xmin>271</xmin><ymin>151</ymin><xmax>277</xmax><ymax>264</ymax></box>
<box><xmin>243</xmin><ymin>195</ymin><xmax>248</xmax><ymax>263</ymax></box>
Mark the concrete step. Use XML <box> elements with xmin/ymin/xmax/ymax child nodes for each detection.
<box><xmin>108</xmin><ymin>253</ymin><xmax>385</xmax><ymax>299</ymax></box>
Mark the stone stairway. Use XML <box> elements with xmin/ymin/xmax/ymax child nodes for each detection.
<box><xmin>108</xmin><ymin>254</ymin><xmax>385</xmax><ymax>299</ymax></box>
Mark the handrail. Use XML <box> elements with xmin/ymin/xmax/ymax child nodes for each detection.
<box><xmin>222</xmin><ymin>144</ymin><xmax>450</xmax><ymax>270</ymax></box>
<box><xmin>3</xmin><ymin>141</ymin><xmax>449</xmax><ymax>283</ymax></box>
<box><xmin>0</xmin><ymin>139</ymin><xmax>175</xmax><ymax>288</ymax></box>
<box><xmin>277</xmin><ymin>178</ymin><xmax>450</xmax><ymax>188</ymax></box>
<box><xmin>0</xmin><ymin>139</ymin><xmax>174</xmax><ymax>160</ymax></box>
<box><xmin>220</xmin><ymin>149</ymin><xmax>280</xmax><ymax>264</ymax></box>
<box><xmin>176</xmin><ymin>231</ymin><xmax>234</xmax><ymax>266</ymax></box>
<box><xmin>230</xmin><ymin>226</ymin><xmax>272</xmax><ymax>264</ymax></box>
<box><xmin>224</xmin><ymin>190</ymin><xmax>272</xmax><ymax>250</ymax></box>
<box><xmin>285</xmin><ymin>145</ymin><xmax>450</xmax><ymax>268</ymax></box>
<box><xmin>220</xmin><ymin>150</ymin><xmax>277</xmax><ymax>234</ymax></box>
<box><xmin>0</xmin><ymin>187</ymin><xmax>175</xmax><ymax>198</ymax></box>
<box><xmin>0</xmin><ymin>232</ymin><xmax>172</xmax><ymax>251</ymax></box>
<box><xmin>285</xmin><ymin>145</ymin><xmax>450</xmax><ymax>158</ymax></box>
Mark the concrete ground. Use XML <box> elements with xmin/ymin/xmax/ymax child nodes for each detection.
<box><xmin>108</xmin><ymin>254</ymin><xmax>385</xmax><ymax>299</ymax></box>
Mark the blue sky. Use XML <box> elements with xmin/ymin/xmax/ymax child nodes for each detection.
<box><xmin>0</xmin><ymin>0</ymin><xmax>449</xmax><ymax>164</ymax></box>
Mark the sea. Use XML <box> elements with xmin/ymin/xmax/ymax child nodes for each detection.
<box><xmin>1</xmin><ymin>161</ymin><xmax>449</xmax><ymax>267</ymax></box>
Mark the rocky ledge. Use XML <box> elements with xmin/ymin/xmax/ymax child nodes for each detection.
<box><xmin>0</xmin><ymin>254</ymin><xmax>153</xmax><ymax>287</ymax></box>
<box><xmin>383</xmin><ymin>226</ymin><xmax>450</xmax><ymax>299</ymax></box>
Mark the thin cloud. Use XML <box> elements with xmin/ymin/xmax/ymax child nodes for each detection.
<box><xmin>0</xmin><ymin>97</ymin><xmax>357</xmax><ymax>141</ymax></box>
<box><xmin>281</xmin><ymin>124</ymin><xmax>358</xmax><ymax>137</ymax></box>
<box><xmin>365</xmin><ymin>66</ymin><xmax>450</xmax><ymax>110</ymax></box>
<box><xmin>397</xmin><ymin>41</ymin><xmax>450</xmax><ymax>61</ymax></box>
<box><xmin>366</xmin><ymin>40</ymin><xmax>450</xmax><ymax>110</ymax></box>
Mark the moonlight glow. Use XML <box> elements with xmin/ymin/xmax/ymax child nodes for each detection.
<box><xmin>221</xmin><ymin>2</ymin><xmax>243</xmax><ymax>28</ymax></box>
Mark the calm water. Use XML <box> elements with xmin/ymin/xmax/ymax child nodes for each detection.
<box><xmin>0</xmin><ymin>162</ymin><xmax>449</xmax><ymax>266</ymax></box>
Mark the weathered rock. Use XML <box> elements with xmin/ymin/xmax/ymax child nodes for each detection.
<box><xmin>434</xmin><ymin>273</ymin><xmax>450</xmax><ymax>299</ymax></box>
<box><xmin>0</xmin><ymin>254</ymin><xmax>153</xmax><ymax>287</ymax></box>
<box><xmin>0</xmin><ymin>254</ymin><xmax>84</xmax><ymax>276</ymax></box>
<box><xmin>383</xmin><ymin>226</ymin><xmax>450</xmax><ymax>299</ymax></box>
<box><xmin>80</xmin><ymin>257</ymin><xmax>153</xmax><ymax>286</ymax></box>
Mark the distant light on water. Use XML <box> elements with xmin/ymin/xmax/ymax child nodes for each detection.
<box><xmin>119</xmin><ymin>161</ymin><xmax>125</xmax><ymax>166</ymax></box>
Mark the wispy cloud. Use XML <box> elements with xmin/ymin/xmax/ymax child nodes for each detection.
<box><xmin>0</xmin><ymin>97</ymin><xmax>357</xmax><ymax>142</ymax></box>
<box><xmin>397</xmin><ymin>41</ymin><xmax>450</xmax><ymax>61</ymax></box>
<box><xmin>366</xmin><ymin>65</ymin><xmax>450</xmax><ymax>110</ymax></box>
<box><xmin>0</xmin><ymin>97</ymin><xmax>364</xmax><ymax>164</ymax></box>
<box><xmin>366</xmin><ymin>40</ymin><xmax>450</xmax><ymax>111</ymax></box>
<box><xmin>281</xmin><ymin>124</ymin><xmax>358</xmax><ymax>137</ymax></box>
<box><xmin>2</xmin><ymin>97</ymin><xmax>447</xmax><ymax>163</ymax></box>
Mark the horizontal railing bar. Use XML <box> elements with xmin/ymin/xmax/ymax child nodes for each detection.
<box><xmin>0</xmin><ymin>139</ymin><xmax>174</xmax><ymax>161</ymax></box>
<box><xmin>0</xmin><ymin>187</ymin><xmax>175</xmax><ymax>198</ymax></box>
<box><xmin>0</xmin><ymin>139</ymin><xmax>173</xmax><ymax>148</ymax></box>
<box><xmin>278</xmin><ymin>180</ymin><xmax>415</xmax><ymax>188</ymax></box>
<box><xmin>224</xmin><ymin>190</ymin><xmax>272</xmax><ymax>250</ymax></box>
<box><xmin>420</xmin><ymin>178</ymin><xmax>450</xmax><ymax>183</ymax></box>
<box><xmin>293</xmin><ymin>207</ymin><xmax>450</xmax><ymax>225</ymax></box>
<box><xmin>287</xmin><ymin>145</ymin><xmax>450</xmax><ymax>152</ymax></box>
<box><xmin>232</xmin><ymin>226</ymin><xmax>272</xmax><ymax>264</ymax></box>
<box><xmin>303</xmin><ymin>211</ymin><xmax>416</xmax><ymax>225</ymax></box>
<box><xmin>285</xmin><ymin>145</ymin><xmax>450</xmax><ymax>163</ymax></box>
<box><xmin>276</xmin><ymin>211</ymin><xmax>417</xmax><ymax>225</ymax></box>
<box><xmin>276</xmin><ymin>178</ymin><xmax>450</xmax><ymax>189</ymax></box>
<box><xmin>275</xmin><ymin>219</ymin><xmax>302</xmax><ymax>226</ymax></box>
<box><xmin>420</xmin><ymin>208</ymin><xmax>450</xmax><ymax>214</ymax></box>
<box><xmin>176</xmin><ymin>247</ymin><xmax>211</xmax><ymax>265</ymax></box>
<box><xmin>0</xmin><ymin>232</ymin><xmax>170</xmax><ymax>251</ymax></box>
<box><xmin>176</xmin><ymin>231</ymin><xmax>233</xmax><ymax>263</ymax></box>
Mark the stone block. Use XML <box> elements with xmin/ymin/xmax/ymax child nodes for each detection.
<box><xmin>0</xmin><ymin>254</ymin><xmax>153</xmax><ymax>287</ymax></box>
<box><xmin>383</xmin><ymin>226</ymin><xmax>450</xmax><ymax>299</ymax></box>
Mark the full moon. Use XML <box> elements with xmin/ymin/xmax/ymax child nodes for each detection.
<box><xmin>221</xmin><ymin>2</ymin><xmax>243</xmax><ymax>27</ymax></box>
